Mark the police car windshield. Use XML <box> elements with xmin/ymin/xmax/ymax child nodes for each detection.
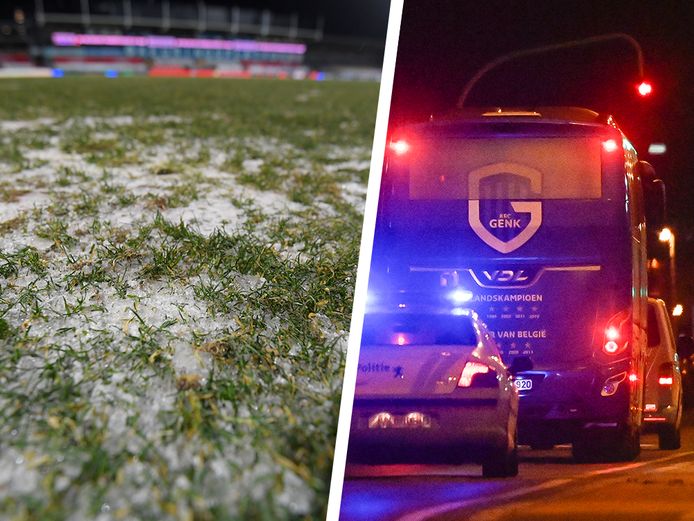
<box><xmin>361</xmin><ymin>313</ymin><xmax>478</xmax><ymax>346</ymax></box>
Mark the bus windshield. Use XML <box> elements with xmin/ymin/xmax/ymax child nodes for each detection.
<box><xmin>408</xmin><ymin>137</ymin><xmax>602</xmax><ymax>200</ymax></box>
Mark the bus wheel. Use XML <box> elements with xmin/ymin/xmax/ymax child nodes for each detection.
<box><xmin>572</xmin><ymin>427</ymin><xmax>640</xmax><ymax>462</ymax></box>
<box><xmin>611</xmin><ymin>426</ymin><xmax>640</xmax><ymax>461</ymax></box>
<box><xmin>606</xmin><ymin>426</ymin><xmax>641</xmax><ymax>461</ymax></box>
<box><xmin>572</xmin><ymin>434</ymin><xmax>601</xmax><ymax>463</ymax></box>
<box><xmin>658</xmin><ymin>424</ymin><xmax>681</xmax><ymax>450</ymax></box>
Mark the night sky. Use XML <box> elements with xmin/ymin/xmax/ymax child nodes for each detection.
<box><xmin>387</xmin><ymin>0</ymin><xmax>694</xmax><ymax>321</ymax></box>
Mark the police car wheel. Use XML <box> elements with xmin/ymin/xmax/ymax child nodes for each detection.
<box><xmin>482</xmin><ymin>430</ymin><xmax>518</xmax><ymax>478</ymax></box>
<box><xmin>482</xmin><ymin>447</ymin><xmax>518</xmax><ymax>477</ymax></box>
<box><xmin>572</xmin><ymin>426</ymin><xmax>640</xmax><ymax>462</ymax></box>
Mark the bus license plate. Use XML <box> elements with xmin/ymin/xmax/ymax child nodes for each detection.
<box><xmin>514</xmin><ymin>378</ymin><xmax>533</xmax><ymax>391</ymax></box>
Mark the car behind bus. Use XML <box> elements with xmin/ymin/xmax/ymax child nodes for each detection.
<box><xmin>643</xmin><ymin>297</ymin><xmax>683</xmax><ymax>449</ymax></box>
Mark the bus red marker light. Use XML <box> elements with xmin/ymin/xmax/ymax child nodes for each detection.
<box><xmin>602</xmin><ymin>139</ymin><xmax>619</xmax><ymax>153</ymax></box>
<box><xmin>629</xmin><ymin>373</ymin><xmax>638</xmax><ymax>383</ymax></box>
<box><xmin>389</xmin><ymin>139</ymin><xmax>410</xmax><ymax>155</ymax></box>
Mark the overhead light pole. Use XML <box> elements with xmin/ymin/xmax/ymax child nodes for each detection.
<box><xmin>458</xmin><ymin>33</ymin><xmax>650</xmax><ymax>108</ymax></box>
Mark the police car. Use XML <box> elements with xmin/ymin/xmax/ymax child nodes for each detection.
<box><xmin>348</xmin><ymin>309</ymin><xmax>519</xmax><ymax>477</ymax></box>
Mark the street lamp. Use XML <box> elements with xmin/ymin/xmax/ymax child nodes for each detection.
<box><xmin>659</xmin><ymin>227</ymin><xmax>676</xmax><ymax>307</ymax></box>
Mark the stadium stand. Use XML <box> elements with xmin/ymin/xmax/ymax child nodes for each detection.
<box><xmin>0</xmin><ymin>2</ymin><xmax>384</xmax><ymax>81</ymax></box>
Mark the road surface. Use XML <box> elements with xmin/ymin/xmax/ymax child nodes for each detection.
<box><xmin>340</xmin><ymin>414</ymin><xmax>694</xmax><ymax>520</ymax></box>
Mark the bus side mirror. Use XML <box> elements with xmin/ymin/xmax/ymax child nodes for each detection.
<box><xmin>637</xmin><ymin>161</ymin><xmax>666</xmax><ymax>229</ymax></box>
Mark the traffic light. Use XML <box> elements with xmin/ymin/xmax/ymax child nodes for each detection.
<box><xmin>637</xmin><ymin>81</ymin><xmax>653</xmax><ymax>97</ymax></box>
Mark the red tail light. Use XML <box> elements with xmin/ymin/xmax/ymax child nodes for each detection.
<box><xmin>605</xmin><ymin>326</ymin><xmax>620</xmax><ymax>341</ymax></box>
<box><xmin>458</xmin><ymin>361</ymin><xmax>497</xmax><ymax>388</ymax></box>
<box><xmin>602</xmin><ymin>312</ymin><xmax>630</xmax><ymax>355</ymax></box>
<box><xmin>658</xmin><ymin>363</ymin><xmax>674</xmax><ymax>386</ymax></box>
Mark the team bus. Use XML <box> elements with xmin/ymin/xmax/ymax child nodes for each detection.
<box><xmin>366</xmin><ymin>107</ymin><xmax>662</xmax><ymax>461</ymax></box>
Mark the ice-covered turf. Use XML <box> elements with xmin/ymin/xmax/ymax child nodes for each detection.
<box><xmin>0</xmin><ymin>78</ymin><xmax>377</xmax><ymax>520</ymax></box>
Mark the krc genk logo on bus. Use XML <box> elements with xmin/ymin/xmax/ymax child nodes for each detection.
<box><xmin>468</xmin><ymin>163</ymin><xmax>542</xmax><ymax>254</ymax></box>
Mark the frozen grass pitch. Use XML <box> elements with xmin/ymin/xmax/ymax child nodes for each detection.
<box><xmin>0</xmin><ymin>78</ymin><xmax>376</xmax><ymax>520</ymax></box>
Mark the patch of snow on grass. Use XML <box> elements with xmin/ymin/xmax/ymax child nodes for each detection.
<box><xmin>339</xmin><ymin>181</ymin><xmax>368</xmax><ymax>212</ymax></box>
<box><xmin>0</xmin><ymin>113</ymin><xmax>361</xmax><ymax>520</ymax></box>
<box><xmin>0</xmin><ymin>118</ymin><xmax>55</xmax><ymax>132</ymax></box>
<box><xmin>161</xmin><ymin>195</ymin><xmax>246</xmax><ymax>236</ymax></box>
